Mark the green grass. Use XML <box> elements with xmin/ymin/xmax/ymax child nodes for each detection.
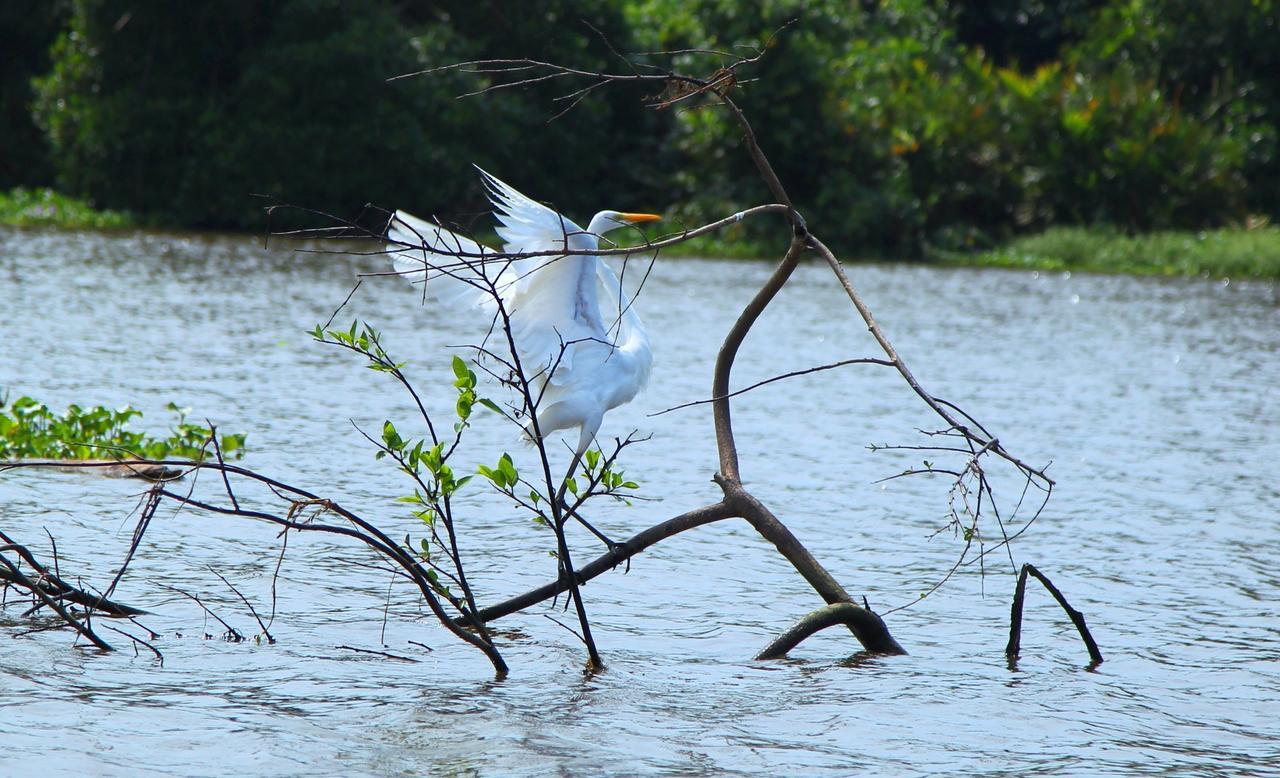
<box><xmin>0</xmin><ymin>187</ymin><xmax>135</xmax><ymax>229</ymax></box>
<box><xmin>958</xmin><ymin>226</ymin><xmax>1280</xmax><ymax>279</ymax></box>
<box><xmin>0</xmin><ymin>395</ymin><xmax>245</xmax><ymax>462</ymax></box>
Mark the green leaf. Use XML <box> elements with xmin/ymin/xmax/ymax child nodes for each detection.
<box><xmin>497</xmin><ymin>453</ymin><xmax>518</xmax><ymax>485</ymax></box>
<box><xmin>381</xmin><ymin>420</ymin><xmax>403</xmax><ymax>451</ymax></box>
<box><xmin>451</xmin><ymin>355</ymin><xmax>469</xmax><ymax>380</ymax></box>
<box><xmin>564</xmin><ymin>476</ymin><xmax>579</xmax><ymax>496</ymax></box>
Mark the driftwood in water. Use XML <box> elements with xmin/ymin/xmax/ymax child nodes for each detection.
<box><xmin>1</xmin><ymin>458</ymin><xmax>184</xmax><ymax>480</ymax></box>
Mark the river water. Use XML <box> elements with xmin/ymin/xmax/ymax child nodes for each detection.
<box><xmin>1</xmin><ymin>227</ymin><xmax>1277</xmax><ymax>776</ymax></box>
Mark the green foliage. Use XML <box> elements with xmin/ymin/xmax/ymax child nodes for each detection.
<box><xmin>17</xmin><ymin>0</ymin><xmax>1278</xmax><ymax>261</ymax></box>
<box><xmin>0</xmin><ymin>395</ymin><xmax>246</xmax><ymax>461</ymax></box>
<box><xmin>628</xmin><ymin>0</ymin><xmax>1264</xmax><ymax>255</ymax></box>
<box><xmin>891</xmin><ymin>55</ymin><xmax>1251</xmax><ymax>240</ymax></box>
<box><xmin>30</xmin><ymin>0</ymin><xmax>472</xmax><ymax>229</ymax></box>
<box><xmin>26</xmin><ymin>0</ymin><xmax>661</xmax><ymax>231</ymax></box>
<box><xmin>190</xmin><ymin>0</ymin><xmax>482</xmax><ymax>230</ymax></box>
<box><xmin>580</xmin><ymin>445</ymin><xmax>640</xmax><ymax>494</ymax></box>
<box><xmin>964</xmin><ymin>226</ymin><xmax>1280</xmax><ymax>278</ymax></box>
<box><xmin>0</xmin><ymin>187</ymin><xmax>134</xmax><ymax>228</ymax></box>
<box><xmin>477</xmin><ymin>453</ymin><xmax>520</xmax><ymax>490</ymax></box>
<box><xmin>1067</xmin><ymin>0</ymin><xmax>1280</xmax><ymax>217</ymax></box>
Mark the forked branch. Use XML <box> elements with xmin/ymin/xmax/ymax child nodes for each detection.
<box><xmin>1006</xmin><ymin>563</ymin><xmax>1102</xmax><ymax>666</ymax></box>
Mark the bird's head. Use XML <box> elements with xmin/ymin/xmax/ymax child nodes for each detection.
<box><xmin>587</xmin><ymin>210</ymin><xmax>662</xmax><ymax>237</ymax></box>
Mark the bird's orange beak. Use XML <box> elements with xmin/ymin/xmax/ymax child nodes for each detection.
<box><xmin>621</xmin><ymin>212</ymin><xmax>662</xmax><ymax>223</ymax></box>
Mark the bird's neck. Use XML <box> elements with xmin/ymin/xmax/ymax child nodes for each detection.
<box><xmin>585</xmin><ymin>212</ymin><xmax>613</xmax><ymax>238</ymax></box>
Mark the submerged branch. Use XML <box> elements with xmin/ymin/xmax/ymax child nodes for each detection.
<box><xmin>0</xmin><ymin>548</ymin><xmax>113</xmax><ymax>650</ymax></box>
<box><xmin>0</xmin><ymin>530</ymin><xmax>146</xmax><ymax>617</ymax></box>
<box><xmin>718</xmin><ymin>478</ymin><xmax>903</xmax><ymax>654</ymax></box>
<box><xmin>1007</xmin><ymin>563</ymin><xmax>1103</xmax><ymax>666</ymax></box>
<box><xmin>757</xmin><ymin>602</ymin><xmax>905</xmax><ymax>659</ymax></box>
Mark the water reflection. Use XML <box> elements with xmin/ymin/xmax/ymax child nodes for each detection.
<box><xmin>1</xmin><ymin>227</ymin><xmax>1278</xmax><ymax>775</ymax></box>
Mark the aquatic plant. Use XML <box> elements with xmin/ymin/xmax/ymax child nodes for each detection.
<box><xmin>0</xmin><ymin>395</ymin><xmax>244</xmax><ymax>462</ymax></box>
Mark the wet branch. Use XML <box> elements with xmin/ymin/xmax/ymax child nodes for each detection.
<box><xmin>0</xmin><ymin>547</ymin><xmax>113</xmax><ymax>650</ymax></box>
<box><xmin>756</xmin><ymin>601</ymin><xmax>900</xmax><ymax>659</ymax></box>
<box><xmin>1006</xmin><ymin>563</ymin><xmax>1103</xmax><ymax>666</ymax></box>
<box><xmin>0</xmin><ymin>530</ymin><xmax>145</xmax><ymax>618</ymax></box>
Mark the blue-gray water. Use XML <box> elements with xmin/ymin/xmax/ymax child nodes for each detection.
<box><xmin>1</xmin><ymin>227</ymin><xmax>1278</xmax><ymax>776</ymax></box>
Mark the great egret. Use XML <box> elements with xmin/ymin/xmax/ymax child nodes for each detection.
<box><xmin>385</xmin><ymin>166</ymin><xmax>659</xmax><ymax>466</ymax></box>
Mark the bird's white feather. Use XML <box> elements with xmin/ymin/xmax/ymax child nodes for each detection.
<box><xmin>387</xmin><ymin>167</ymin><xmax>655</xmax><ymax>459</ymax></box>
<box><xmin>385</xmin><ymin>210</ymin><xmax>496</xmax><ymax>309</ymax></box>
<box><xmin>477</xmin><ymin>166</ymin><xmax>578</xmax><ymax>256</ymax></box>
<box><xmin>475</xmin><ymin>167</ymin><xmax>610</xmax><ymax>386</ymax></box>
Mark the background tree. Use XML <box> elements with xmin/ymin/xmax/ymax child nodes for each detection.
<box><xmin>16</xmin><ymin>0</ymin><xmax>1280</xmax><ymax>249</ymax></box>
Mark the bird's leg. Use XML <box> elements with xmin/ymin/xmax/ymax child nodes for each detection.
<box><xmin>555</xmin><ymin>442</ymin><xmax>627</xmax><ymax>561</ymax></box>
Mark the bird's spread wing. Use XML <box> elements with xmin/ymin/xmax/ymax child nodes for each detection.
<box><xmin>477</xmin><ymin>166</ymin><xmax>578</xmax><ymax>256</ymax></box>
<box><xmin>385</xmin><ymin>210</ymin><xmax>499</xmax><ymax>309</ymax></box>
<box><xmin>475</xmin><ymin>167</ymin><xmax>608</xmax><ymax>385</ymax></box>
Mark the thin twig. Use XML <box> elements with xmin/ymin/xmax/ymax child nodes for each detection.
<box><xmin>651</xmin><ymin>357</ymin><xmax>894</xmax><ymax>417</ymax></box>
<box><xmin>155</xmin><ymin>582</ymin><xmax>244</xmax><ymax>643</ymax></box>
<box><xmin>103</xmin><ymin>625</ymin><xmax>164</xmax><ymax>664</ymax></box>
<box><xmin>207</xmin><ymin>566</ymin><xmax>275</xmax><ymax>644</ymax></box>
<box><xmin>335</xmin><ymin>645</ymin><xmax>418</xmax><ymax>662</ymax></box>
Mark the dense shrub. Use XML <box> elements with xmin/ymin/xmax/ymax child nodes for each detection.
<box><xmin>15</xmin><ymin>0</ymin><xmax>1279</xmax><ymax>253</ymax></box>
<box><xmin>27</xmin><ymin>0</ymin><xmax>662</xmax><ymax>230</ymax></box>
<box><xmin>1068</xmin><ymin>0</ymin><xmax>1280</xmax><ymax>217</ymax></box>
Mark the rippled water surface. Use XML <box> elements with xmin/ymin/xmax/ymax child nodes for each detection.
<box><xmin>2</xmin><ymin>227</ymin><xmax>1278</xmax><ymax>776</ymax></box>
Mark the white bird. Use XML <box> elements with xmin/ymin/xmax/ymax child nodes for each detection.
<box><xmin>385</xmin><ymin>166</ymin><xmax>659</xmax><ymax>465</ymax></box>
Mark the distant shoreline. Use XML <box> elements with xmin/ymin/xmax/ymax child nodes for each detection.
<box><xmin>6</xmin><ymin>187</ymin><xmax>1276</xmax><ymax>280</ymax></box>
